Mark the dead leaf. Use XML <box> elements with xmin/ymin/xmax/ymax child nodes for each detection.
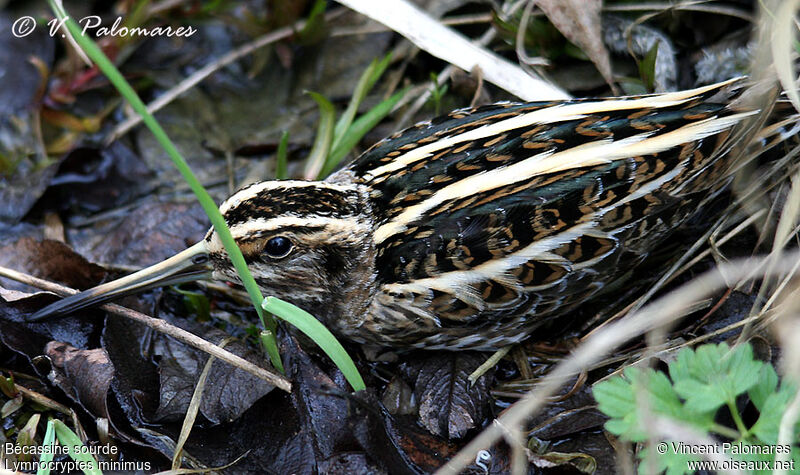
<box><xmin>535</xmin><ymin>0</ymin><xmax>618</xmax><ymax>93</ymax></box>
<box><xmin>0</xmin><ymin>293</ymin><xmax>96</xmax><ymax>356</ymax></box>
<box><xmin>45</xmin><ymin>342</ymin><xmax>114</xmax><ymax>419</ymax></box>
<box><xmin>47</xmin><ymin>143</ymin><xmax>155</xmax><ymax>213</ymax></box>
<box><xmin>401</xmin><ymin>352</ymin><xmax>494</xmax><ymax>439</ymax></box>
<box><xmin>0</xmin><ymin>15</ymin><xmax>56</xmax><ymax>224</ymax></box>
<box><xmin>528</xmin><ymin>435</ymin><xmax>597</xmax><ymax>473</ymax></box>
<box><xmin>0</xmin><ymin>238</ymin><xmax>107</xmax><ymax>292</ymax></box>
<box><xmin>382</xmin><ymin>375</ymin><xmax>416</xmax><ymax>415</ymax></box>
<box><xmin>84</xmin><ymin>201</ymin><xmax>208</xmax><ymax>267</ymax></box>
<box><xmin>151</xmin><ymin>328</ymin><xmax>275</xmax><ymax>424</ymax></box>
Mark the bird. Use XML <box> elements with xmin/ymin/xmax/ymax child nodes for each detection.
<box><xmin>30</xmin><ymin>77</ymin><xmax>781</xmax><ymax>350</ymax></box>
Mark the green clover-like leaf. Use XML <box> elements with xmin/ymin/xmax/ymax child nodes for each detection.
<box><xmin>750</xmin><ymin>383</ymin><xmax>798</xmax><ymax>444</ymax></box>
<box><xmin>748</xmin><ymin>363</ymin><xmax>779</xmax><ymax>412</ymax></box>
<box><xmin>669</xmin><ymin>343</ymin><xmax>762</xmax><ymax>413</ymax></box>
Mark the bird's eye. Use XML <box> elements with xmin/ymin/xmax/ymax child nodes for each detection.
<box><xmin>264</xmin><ymin>236</ymin><xmax>293</xmax><ymax>259</ymax></box>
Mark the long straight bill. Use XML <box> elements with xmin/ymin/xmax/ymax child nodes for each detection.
<box><xmin>29</xmin><ymin>242</ymin><xmax>212</xmax><ymax>321</ymax></box>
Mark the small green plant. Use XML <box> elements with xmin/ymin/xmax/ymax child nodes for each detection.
<box><xmin>14</xmin><ymin>419</ymin><xmax>101</xmax><ymax>475</ymax></box>
<box><xmin>428</xmin><ymin>72</ymin><xmax>449</xmax><ymax>116</ymax></box>
<box><xmin>175</xmin><ymin>286</ymin><xmax>211</xmax><ymax>322</ymax></box>
<box><xmin>36</xmin><ymin>419</ymin><xmax>56</xmax><ymax>475</ymax></box>
<box><xmin>304</xmin><ymin>53</ymin><xmax>407</xmax><ymax>180</ymax></box>
<box><xmin>593</xmin><ymin>342</ymin><xmax>800</xmax><ymax>474</ymax></box>
<box><xmin>638</xmin><ymin>42</ymin><xmax>660</xmax><ymax>93</ymax></box>
<box><xmin>50</xmin><ymin>419</ymin><xmax>102</xmax><ymax>475</ymax></box>
<box><xmin>0</xmin><ymin>371</ymin><xmax>16</xmax><ymax>397</ymax></box>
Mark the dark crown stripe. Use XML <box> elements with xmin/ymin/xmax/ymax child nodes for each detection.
<box><xmin>223</xmin><ymin>187</ymin><xmax>362</xmax><ymax>226</ymax></box>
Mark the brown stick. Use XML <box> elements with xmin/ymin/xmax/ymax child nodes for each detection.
<box><xmin>0</xmin><ymin>266</ymin><xmax>292</xmax><ymax>392</ymax></box>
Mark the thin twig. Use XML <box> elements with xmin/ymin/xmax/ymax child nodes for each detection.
<box><xmin>0</xmin><ymin>266</ymin><xmax>292</xmax><ymax>392</ymax></box>
<box><xmin>172</xmin><ymin>337</ymin><xmax>234</xmax><ymax>470</ymax></box>
<box><xmin>469</xmin><ymin>346</ymin><xmax>511</xmax><ymax>384</ymax></box>
<box><xmin>104</xmin><ymin>9</ymin><xmax>347</xmax><ymax>144</ymax></box>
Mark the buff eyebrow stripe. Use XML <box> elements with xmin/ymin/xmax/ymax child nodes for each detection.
<box><xmin>233</xmin><ymin>225</ymin><xmax>328</xmax><ymax>242</ymax></box>
<box><xmin>228</xmin><ymin>215</ymin><xmax>367</xmax><ymax>242</ymax></box>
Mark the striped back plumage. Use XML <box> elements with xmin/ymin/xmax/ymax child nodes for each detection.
<box><xmin>338</xmin><ymin>78</ymin><xmax>762</xmax><ymax>349</ymax></box>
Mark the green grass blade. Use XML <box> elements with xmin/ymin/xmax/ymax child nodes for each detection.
<box><xmin>52</xmin><ymin>420</ymin><xmax>102</xmax><ymax>475</ymax></box>
<box><xmin>332</xmin><ymin>59</ymin><xmax>377</xmax><ymax>149</ymax></box>
<box><xmin>297</xmin><ymin>0</ymin><xmax>328</xmax><ymax>44</ymax></box>
<box><xmin>263</xmin><ymin>297</ymin><xmax>365</xmax><ymax>391</ymax></box>
<box><xmin>48</xmin><ymin>1</ymin><xmax>283</xmax><ymax>373</ymax></box>
<box><xmin>36</xmin><ymin>419</ymin><xmax>56</xmax><ymax>475</ymax></box>
<box><xmin>323</xmin><ymin>87</ymin><xmax>408</xmax><ymax>177</ymax></box>
<box><xmin>639</xmin><ymin>42</ymin><xmax>659</xmax><ymax>92</ymax></box>
<box><xmin>332</xmin><ymin>53</ymin><xmax>392</xmax><ymax>150</ymax></box>
<box><xmin>366</xmin><ymin>54</ymin><xmax>393</xmax><ymax>96</ymax></box>
<box><xmin>303</xmin><ymin>91</ymin><xmax>336</xmax><ymax>179</ymax></box>
<box><xmin>275</xmin><ymin>130</ymin><xmax>290</xmax><ymax>180</ymax></box>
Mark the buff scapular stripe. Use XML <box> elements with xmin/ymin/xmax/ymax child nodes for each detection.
<box><xmin>363</xmin><ymin>77</ymin><xmax>742</xmax><ymax>182</ymax></box>
<box><xmin>373</xmin><ymin>111</ymin><xmax>756</xmax><ymax>244</ymax></box>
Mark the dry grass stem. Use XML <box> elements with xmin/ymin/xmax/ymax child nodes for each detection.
<box><xmin>335</xmin><ymin>0</ymin><xmax>569</xmax><ymax>101</ymax></box>
<box><xmin>772</xmin><ymin>0</ymin><xmax>800</xmax><ymax>113</ymax></box>
<box><xmin>171</xmin><ymin>337</ymin><xmax>234</xmax><ymax>470</ymax></box>
<box><xmin>0</xmin><ymin>266</ymin><xmax>291</xmax><ymax>392</ymax></box>
<box><xmin>604</xmin><ymin>2</ymin><xmax>754</xmax><ymax>22</ymax></box>
<box><xmin>436</xmin><ymin>251</ymin><xmax>800</xmax><ymax>474</ymax></box>
<box><xmin>13</xmin><ymin>383</ymin><xmax>88</xmax><ymax>442</ymax></box>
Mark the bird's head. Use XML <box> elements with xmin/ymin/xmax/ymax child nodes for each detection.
<box><xmin>30</xmin><ymin>180</ymin><xmax>377</xmax><ymax>324</ymax></box>
<box><xmin>205</xmin><ymin>180</ymin><xmax>376</xmax><ymax>310</ymax></box>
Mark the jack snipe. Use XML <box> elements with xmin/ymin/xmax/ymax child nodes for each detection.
<box><xmin>32</xmin><ymin>78</ymin><xmax>775</xmax><ymax>350</ymax></box>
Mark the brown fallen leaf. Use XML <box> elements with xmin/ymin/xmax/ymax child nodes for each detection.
<box><xmin>45</xmin><ymin>342</ymin><xmax>114</xmax><ymax>420</ymax></box>
<box><xmin>0</xmin><ymin>238</ymin><xmax>107</xmax><ymax>292</ymax></box>
<box><xmin>535</xmin><ymin>0</ymin><xmax>618</xmax><ymax>93</ymax></box>
<box><xmin>401</xmin><ymin>352</ymin><xmax>494</xmax><ymax>439</ymax></box>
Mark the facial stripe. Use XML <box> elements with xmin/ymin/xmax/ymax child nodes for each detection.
<box><xmin>219</xmin><ymin>180</ymin><xmax>362</xmax><ymax>226</ymax></box>
<box><xmin>363</xmin><ymin>78</ymin><xmax>743</xmax><ymax>182</ymax></box>
<box><xmin>228</xmin><ymin>215</ymin><xmax>365</xmax><ymax>241</ymax></box>
<box><xmin>373</xmin><ymin>111</ymin><xmax>755</xmax><ymax>244</ymax></box>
